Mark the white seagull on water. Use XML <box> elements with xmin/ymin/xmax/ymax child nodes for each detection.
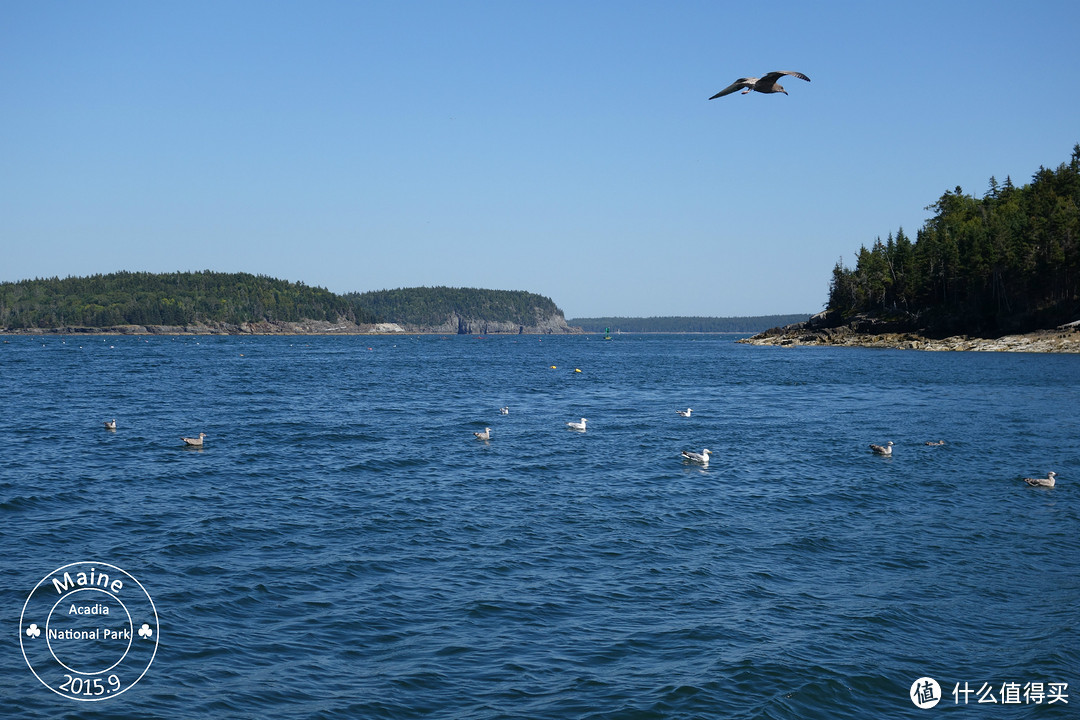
<box><xmin>677</xmin><ymin>408</ymin><xmax>692</xmax><ymax>417</ymax></box>
<box><xmin>869</xmin><ymin>441</ymin><xmax>894</xmax><ymax>456</ymax></box>
<box><xmin>103</xmin><ymin>419</ymin><xmax>117</xmax><ymax>430</ymax></box>
<box><xmin>474</xmin><ymin>427</ymin><xmax>492</xmax><ymax>441</ymax></box>
<box><xmin>500</xmin><ymin>407</ymin><xmax>509</xmax><ymax>415</ymax></box>
<box><xmin>682</xmin><ymin>448</ymin><xmax>711</xmax><ymax>465</ymax></box>
<box><xmin>566</xmin><ymin>418</ymin><xmax>588</xmax><ymax>431</ymax></box>
<box><xmin>1023</xmin><ymin>471</ymin><xmax>1057</xmax><ymax>488</ymax></box>
<box><xmin>182</xmin><ymin>432</ymin><xmax>206</xmax><ymax>447</ymax></box>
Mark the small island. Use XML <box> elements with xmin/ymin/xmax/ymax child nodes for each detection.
<box><xmin>0</xmin><ymin>272</ymin><xmax>579</xmax><ymax>335</ymax></box>
<box><xmin>743</xmin><ymin>144</ymin><xmax>1080</xmax><ymax>352</ymax></box>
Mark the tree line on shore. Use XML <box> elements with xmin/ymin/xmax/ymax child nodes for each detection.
<box><xmin>570</xmin><ymin>315</ymin><xmax>810</xmax><ymax>333</ymax></box>
<box><xmin>346</xmin><ymin>287</ymin><xmax>564</xmax><ymax>328</ymax></box>
<box><xmin>827</xmin><ymin>144</ymin><xmax>1080</xmax><ymax>334</ymax></box>
<box><xmin>0</xmin><ymin>271</ymin><xmax>375</xmax><ymax>329</ymax></box>
<box><xmin>0</xmin><ymin>272</ymin><xmax>570</xmax><ymax>331</ymax></box>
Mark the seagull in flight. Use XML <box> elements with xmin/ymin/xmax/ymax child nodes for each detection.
<box><xmin>709</xmin><ymin>71</ymin><xmax>810</xmax><ymax>99</ymax></box>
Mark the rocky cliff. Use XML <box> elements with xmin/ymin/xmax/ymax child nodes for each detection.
<box><xmin>409</xmin><ymin>311</ymin><xmax>580</xmax><ymax>335</ymax></box>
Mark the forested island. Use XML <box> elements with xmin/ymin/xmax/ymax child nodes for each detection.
<box><xmin>570</xmin><ymin>315</ymin><xmax>810</xmax><ymax>333</ymax></box>
<box><xmin>0</xmin><ymin>272</ymin><xmax>576</xmax><ymax>334</ymax></box>
<box><xmin>745</xmin><ymin>144</ymin><xmax>1080</xmax><ymax>351</ymax></box>
<box><xmin>347</xmin><ymin>287</ymin><xmax>577</xmax><ymax>334</ymax></box>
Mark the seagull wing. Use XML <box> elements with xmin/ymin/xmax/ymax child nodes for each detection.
<box><xmin>709</xmin><ymin>78</ymin><xmax>754</xmax><ymax>99</ymax></box>
<box><xmin>761</xmin><ymin>71</ymin><xmax>810</xmax><ymax>84</ymax></box>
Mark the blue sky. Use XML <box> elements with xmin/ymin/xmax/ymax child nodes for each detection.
<box><xmin>2</xmin><ymin>1</ymin><xmax>1078</xmax><ymax>317</ymax></box>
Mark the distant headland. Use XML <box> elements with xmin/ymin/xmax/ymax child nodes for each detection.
<box><xmin>744</xmin><ymin>143</ymin><xmax>1080</xmax><ymax>352</ymax></box>
<box><xmin>569</xmin><ymin>315</ymin><xmax>810</xmax><ymax>334</ymax></box>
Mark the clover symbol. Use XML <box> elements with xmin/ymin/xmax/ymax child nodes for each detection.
<box><xmin>26</xmin><ymin>623</ymin><xmax>41</xmax><ymax>638</ymax></box>
<box><xmin>138</xmin><ymin>623</ymin><xmax>153</xmax><ymax>639</ymax></box>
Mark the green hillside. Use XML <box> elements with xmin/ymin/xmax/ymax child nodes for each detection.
<box><xmin>827</xmin><ymin>144</ymin><xmax>1080</xmax><ymax>334</ymax></box>
<box><xmin>0</xmin><ymin>271</ymin><xmax>375</xmax><ymax>329</ymax></box>
<box><xmin>347</xmin><ymin>286</ymin><xmax>567</xmax><ymax>329</ymax></box>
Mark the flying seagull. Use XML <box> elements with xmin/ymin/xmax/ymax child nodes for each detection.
<box><xmin>709</xmin><ymin>71</ymin><xmax>810</xmax><ymax>99</ymax></box>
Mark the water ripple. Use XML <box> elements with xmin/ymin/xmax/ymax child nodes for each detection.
<box><xmin>1</xmin><ymin>335</ymin><xmax>1077</xmax><ymax>719</ymax></box>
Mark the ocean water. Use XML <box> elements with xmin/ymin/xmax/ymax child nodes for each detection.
<box><xmin>1</xmin><ymin>333</ymin><xmax>1077</xmax><ymax>719</ymax></box>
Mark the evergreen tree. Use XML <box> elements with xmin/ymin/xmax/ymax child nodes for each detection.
<box><xmin>826</xmin><ymin>145</ymin><xmax>1080</xmax><ymax>334</ymax></box>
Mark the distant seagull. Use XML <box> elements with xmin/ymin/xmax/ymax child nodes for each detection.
<box><xmin>500</xmin><ymin>407</ymin><xmax>509</xmax><ymax>415</ymax></box>
<box><xmin>709</xmin><ymin>71</ymin><xmax>810</xmax><ymax>99</ymax></box>
<box><xmin>925</xmin><ymin>440</ymin><xmax>946</xmax><ymax>446</ymax></box>
<box><xmin>682</xmin><ymin>448</ymin><xmax>711</xmax><ymax>465</ymax></box>
<box><xmin>869</xmin><ymin>441</ymin><xmax>894</xmax><ymax>456</ymax></box>
<box><xmin>103</xmin><ymin>419</ymin><xmax>117</xmax><ymax>430</ymax></box>
<box><xmin>677</xmin><ymin>408</ymin><xmax>692</xmax><ymax>417</ymax></box>
<box><xmin>474</xmin><ymin>427</ymin><xmax>492</xmax><ymax>441</ymax></box>
<box><xmin>181</xmin><ymin>432</ymin><xmax>206</xmax><ymax>447</ymax></box>
<box><xmin>1023</xmin><ymin>471</ymin><xmax>1057</xmax><ymax>488</ymax></box>
<box><xmin>567</xmin><ymin>418</ymin><xmax>588</xmax><ymax>431</ymax></box>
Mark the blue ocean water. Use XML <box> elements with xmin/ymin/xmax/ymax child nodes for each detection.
<box><xmin>1</xmin><ymin>334</ymin><xmax>1077</xmax><ymax>719</ymax></box>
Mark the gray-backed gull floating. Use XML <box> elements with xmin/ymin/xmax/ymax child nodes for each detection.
<box><xmin>869</xmin><ymin>441</ymin><xmax>893</xmax><ymax>456</ymax></box>
<box><xmin>682</xmin><ymin>448</ymin><xmax>711</xmax><ymax>465</ymax></box>
<box><xmin>1023</xmin><ymin>471</ymin><xmax>1057</xmax><ymax>488</ymax></box>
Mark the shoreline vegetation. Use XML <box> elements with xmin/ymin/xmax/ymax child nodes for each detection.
<box><xmin>0</xmin><ymin>273</ymin><xmax>580</xmax><ymax>335</ymax></box>
<box><xmin>748</xmin><ymin>144</ymin><xmax>1080</xmax><ymax>353</ymax></box>
<box><xmin>0</xmin><ymin>271</ymin><xmax>803</xmax><ymax>336</ymax></box>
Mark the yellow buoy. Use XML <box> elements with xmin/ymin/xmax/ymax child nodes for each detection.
<box><xmin>550</xmin><ymin>365</ymin><xmax>557</xmax><ymax>369</ymax></box>
<box><xmin>574</xmin><ymin>368</ymin><xmax>582</xmax><ymax>373</ymax></box>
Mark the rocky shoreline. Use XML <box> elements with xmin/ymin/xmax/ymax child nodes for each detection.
<box><xmin>739</xmin><ymin>314</ymin><xmax>1080</xmax><ymax>353</ymax></box>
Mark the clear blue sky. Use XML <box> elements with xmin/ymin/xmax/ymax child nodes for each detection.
<box><xmin>2</xmin><ymin>1</ymin><xmax>1078</xmax><ymax>317</ymax></box>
